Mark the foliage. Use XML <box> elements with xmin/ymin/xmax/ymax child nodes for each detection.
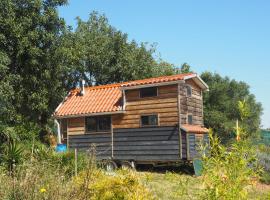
<box><xmin>1</xmin><ymin>141</ymin><xmax>24</xmax><ymax>173</ymax></box>
<box><xmin>60</xmin><ymin>12</ymin><xmax>178</xmax><ymax>89</ymax></box>
<box><xmin>73</xmin><ymin>170</ymin><xmax>154</xmax><ymax>200</ymax></box>
<box><xmin>201</xmin><ymin>72</ymin><xmax>263</xmax><ymax>143</ymax></box>
<box><xmin>201</xmin><ymin>131</ymin><xmax>260</xmax><ymax>200</ymax></box>
<box><xmin>0</xmin><ymin>0</ymin><xmax>68</xmax><ymax>128</ymax></box>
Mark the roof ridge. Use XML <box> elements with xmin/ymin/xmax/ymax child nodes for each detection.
<box><xmin>75</xmin><ymin>73</ymin><xmax>196</xmax><ymax>91</ymax></box>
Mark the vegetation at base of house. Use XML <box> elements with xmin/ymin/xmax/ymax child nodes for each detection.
<box><xmin>0</xmin><ymin>144</ymin><xmax>269</xmax><ymax>200</ymax></box>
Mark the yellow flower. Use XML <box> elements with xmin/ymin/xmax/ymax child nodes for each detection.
<box><xmin>40</xmin><ymin>188</ymin><xmax>46</xmax><ymax>193</ymax></box>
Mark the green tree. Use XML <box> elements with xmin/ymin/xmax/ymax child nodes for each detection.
<box><xmin>201</xmin><ymin>72</ymin><xmax>262</xmax><ymax>142</ymax></box>
<box><xmin>0</xmin><ymin>0</ymin><xmax>68</xmax><ymax>128</ymax></box>
<box><xmin>61</xmin><ymin>12</ymin><xmax>178</xmax><ymax>88</ymax></box>
<box><xmin>180</xmin><ymin>63</ymin><xmax>192</xmax><ymax>73</ymax></box>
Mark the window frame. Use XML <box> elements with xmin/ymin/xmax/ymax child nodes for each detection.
<box><xmin>139</xmin><ymin>87</ymin><xmax>158</xmax><ymax>98</ymax></box>
<box><xmin>186</xmin><ymin>85</ymin><xmax>192</xmax><ymax>97</ymax></box>
<box><xmin>140</xmin><ymin>114</ymin><xmax>159</xmax><ymax>127</ymax></box>
<box><xmin>85</xmin><ymin>115</ymin><xmax>111</xmax><ymax>133</ymax></box>
<box><xmin>187</xmin><ymin>114</ymin><xmax>193</xmax><ymax>125</ymax></box>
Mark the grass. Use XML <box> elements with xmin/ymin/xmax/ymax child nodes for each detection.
<box><xmin>135</xmin><ymin>168</ymin><xmax>270</xmax><ymax>200</ymax></box>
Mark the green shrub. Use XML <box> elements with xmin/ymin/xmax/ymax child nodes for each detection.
<box><xmin>73</xmin><ymin>169</ymin><xmax>154</xmax><ymax>200</ymax></box>
<box><xmin>260</xmin><ymin>171</ymin><xmax>270</xmax><ymax>185</ymax></box>
<box><xmin>201</xmin><ymin>130</ymin><xmax>261</xmax><ymax>200</ymax></box>
<box><xmin>1</xmin><ymin>141</ymin><xmax>24</xmax><ymax>173</ymax></box>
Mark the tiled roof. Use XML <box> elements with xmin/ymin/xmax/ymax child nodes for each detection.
<box><xmin>54</xmin><ymin>73</ymin><xmax>197</xmax><ymax>117</ymax></box>
<box><xmin>181</xmin><ymin>124</ymin><xmax>208</xmax><ymax>133</ymax></box>
<box><xmin>54</xmin><ymin>83</ymin><xmax>123</xmax><ymax>117</ymax></box>
<box><xmin>121</xmin><ymin>73</ymin><xmax>195</xmax><ymax>87</ymax></box>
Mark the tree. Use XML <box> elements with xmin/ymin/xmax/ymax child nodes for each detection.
<box><xmin>180</xmin><ymin>63</ymin><xmax>192</xmax><ymax>73</ymax></box>
<box><xmin>201</xmin><ymin>72</ymin><xmax>262</xmax><ymax>142</ymax></box>
<box><xmin>0</xmin><ymin>0</ymin><xmax>68</xmax><ymax>128</ymax></box>
<box><xmin>61</xmin><ymin>12</ymin><xmax>178</xmax><ymax>88</ymax></box>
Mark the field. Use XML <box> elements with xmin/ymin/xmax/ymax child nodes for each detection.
<box><xmin>137</xmin><ymin>169</ymin><xmax>270</xmax><ymax>200</ymax></box>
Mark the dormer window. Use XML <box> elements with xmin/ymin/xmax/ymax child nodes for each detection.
<box><xmin>186</xmin><ymin>85</ymin><xmax>192</xmax><ymax>97</ymax></box>
<box><xmin>188</xmin><ymin>115</ymin><xmax>193</xmax><ymax>125</ymax></box>
<box><xmin>140</xmin><ymin>87</ymin><xmax>157</xmax><ymax>98</ymax></box>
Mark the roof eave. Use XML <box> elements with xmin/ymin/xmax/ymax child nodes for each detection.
<box><xmin>184</xmin><ymin>74</ymin><xmax>209</xmax><ymax>91</ymax></box>
<box><xmin>53</xmin><ymin>110</ymin><xmax>126</xmax><ymax>119</ymax></box>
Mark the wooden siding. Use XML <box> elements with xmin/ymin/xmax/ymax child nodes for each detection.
<box><xmin>113</xmin><ymin>85</ymin><xmax>178</xmax><ymax>128</ymax></box>
<box><xmin>113</xmin><ymin>80</ymin><xmax>203</xmax><ymax>128</ymax></box>
<box><xmin>181</xmin><ymin>131</ymin><xmax>187</xmax><ymax>159</ymax></box>
<box><xmin>188</xmin><ymin>133</ymin><xmax>209</xmax><ymax>160</ymax></box>
<box><xmin>181</xmin><ymin>79</ymin><xmax>203</xmax><ymax>125</ymax></box>
<box><xmin>68</xmin><ymin>126</ymin><xmax>181</xmax><ymax>161</ymax></box>
<box><xmin>67</xmin><ymin>117</ymin><xmax>85</xmax><ymax>135</ymax></box>
<box><xmin>113</xmin><ymin>126</ymin><xmax>180</xmax><ymax>161</ymax></box>
<box><xmin>68</xmin><ymin>133</ymin><xmax>111</xmax><ymax>159</ymax></box>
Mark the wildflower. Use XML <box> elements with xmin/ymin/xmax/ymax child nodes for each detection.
<box><xmin>40</xmin><ymin>188</ymin><xmax>46</xmax><ymax>193</ymax></box>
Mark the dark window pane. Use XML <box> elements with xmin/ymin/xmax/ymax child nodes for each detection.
<box><xmin>188</xmin><ymin>115</ymin><xmax>193</xmax><ymax>125</ymax></box>
<box><xmin>140</xmin><ymin>87</ymin><xmax>157</xmax><ymax>98</ymax></box>
<box><xmin>98</xmin><ymin>116</ymin><xmax>111</xmax><ymax>131</ymax></box>
<box><xmin>187</xmin><ymin>86</ymin><xmax>192</xmax><ymax>97</ymax></box>
<box><xmin>141</xmin><ymin>116</ymin><xmax>149</xmax><ymax>126</ymax></box>
<box><xmin>86</xmin><ymin>117</ymin><xmax>97</xmax><ymax>132</ymax></box>
<box><xmin>141</xmin><ymin>115</ymin><xmax>158</xmax><ymax>126</ymax></box>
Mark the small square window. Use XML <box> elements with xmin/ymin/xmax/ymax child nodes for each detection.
<box><xmin>86</xmin><ymin>117</ymin><xmax>97</xmax><ymax>132</ymax></box>
<box><xmin>141</xmin><ymin>115</ymin><xmax>158</xmax><ymax>126</ymax></box>
<box><xmin>140</xmin><ymin>87</ymin><xmax>157</xmax><ymax>98</ymax></box>
<box><xmin>86</xmin><ymin>116</ymin><xmax>111</xmax><ymax>132</ymax></box>
<box><xmin>188</xmin><ymin>115</ymin><xmax>193</xmax><ymax>125</ymax></box>
<box><xmin>186</xmin><ymin>86</ymin><xmax>192</xmax><ymax>97</ymax></box>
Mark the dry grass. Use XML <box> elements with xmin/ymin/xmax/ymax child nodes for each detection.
<box><xmin>137</xmin><ymin>171</ymin><xmax>270</xmax><ymax>200</ymax></box>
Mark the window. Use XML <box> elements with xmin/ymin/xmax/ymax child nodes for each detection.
<box><xmin>188</xmin><ymin>115</ymin><xmax>193</xmax><ymax>125</ymax></box>
<box><xmin>86</xmin><ymin>116</ymin><xmax>111</xmax><ymax>132</ymax></box>
<box><xmin>141</xmin><ymin>115</ymin><xmax>158</xmax><ymax>126</ymax></box>
<box><xmin>140</xmin><ymin>87</ymin><xmax>157</xmax><ymax>98</ymax></box>
<box><xmin>186</xmin><ymin>85</ymin><xmax>192</xmax><ymax>97</ymax></box>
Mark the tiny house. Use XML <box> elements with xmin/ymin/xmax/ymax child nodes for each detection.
<box><xmin>53</xmin><ymin>73</ymin><xmax>209</xmax><ymax>167</ymax></box>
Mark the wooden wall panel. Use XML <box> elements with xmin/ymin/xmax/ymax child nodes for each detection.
<box><xmin>67</xmin><ymin>117</ymin><xmax>85</xmax><ymax>135</ymax></box>
<box><xmin>113</xmin><ymin>80</ymin><xmax>204</xmax><ymax>128</ymax></box>
<box><xmin>113</xmin><ymin>84</ymin><xmax>178</xmax><ymax>129</ymax></box>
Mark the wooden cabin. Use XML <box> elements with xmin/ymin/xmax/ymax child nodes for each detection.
<box><xmin>53</xmin><ymin>73</ymin><xmax>209</xmax><ymax>166</ymax></box>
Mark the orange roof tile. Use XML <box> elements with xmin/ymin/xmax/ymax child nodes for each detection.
<box><xmin>54</xmin><ymin>73</ymin><xmax>199</xmax><ymax>118</ymax></box>
<box><xmin>181</xmin><ymin>124</ymin><xmax>209</xmax><ymax>133</ymax></box>
<box><xmin>54</xmin><ymin>83</ymin><xmax>123</xmax><ymax>117</ymax></box>
<box><xmin>121</xmin><ymin>73</ymin><xmax>195</xmax><ymax>87</ymax></box>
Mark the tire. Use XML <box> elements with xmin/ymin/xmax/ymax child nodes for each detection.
<box><xmin>104</xmin><ymin>160</ymin><xmax>118</xmax><ymax>172</ymax></box>
<box><xmin>121</xmin><ymin>161</ymin><xmax>136</xmax><ymax>170</ymax></box>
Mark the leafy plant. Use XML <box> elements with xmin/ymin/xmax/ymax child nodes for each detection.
<box><xmin>1</xmin><ymin>141</ymin><xmax>24</xmax><ymax>173</ymax></box>
<box><xmin>201</xmin><ymin>131</ymin><xmax>260</xmax><ymax>200</ymax></box>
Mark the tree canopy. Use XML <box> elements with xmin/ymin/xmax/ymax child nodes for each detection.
<box><xmin>201</xmin><ymin>72</ymin><xmax>262</xmax><ymax>142</ymax></box>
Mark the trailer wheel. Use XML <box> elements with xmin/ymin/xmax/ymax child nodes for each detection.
<box><xmin>121</xmin><ymin>161</ymin><xmax>136</xmax><ymax>170</ymax></box>
<box><xmin>104</xmin><ymin>160</ymin><xmax>118</xmax><ymax>172</ymax></box>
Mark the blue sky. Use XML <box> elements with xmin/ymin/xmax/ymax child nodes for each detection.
<box><xmin>58</xmin><ymin>0</ymin><xmax>270</xmax><ymax>128</ymax></box>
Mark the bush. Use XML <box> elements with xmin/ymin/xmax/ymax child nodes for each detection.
<box><xmin>201</xmin><ymin>130</ymin><xmax>261</xmax><ymax>200</ymax></box>
<box><xmin>73</xmin><ymin>169</ymin><xmax>154</xmax><ymax>200</ymax></box>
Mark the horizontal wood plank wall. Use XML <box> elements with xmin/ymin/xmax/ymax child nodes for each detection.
<box><xmin>113</xmin><ymin>126</ymin><xmax>180</xmax><ymax>161</ymax></box>
<box><xmin>67</xmin><ymin>117</ymin><xmax>85</xmax><ymax>135</ymax></box>
<box><xmin>112</xmin><ymin>84</ymin><xmax>178</xmax><ymax>128</ymax></box>
<box><xmin>68</xmin><ymin>133</ymin><xmax>111</xmax><ymax>159</ymax></box>
<box><xmin>181</xmin><ymin>79</ymin><xmax>203</xmax><ymax>125</ymax></box>
<box><xmin>188</xmin><ymin>133</ymin><xmax>209</xmax><ymax>160</ymax></box>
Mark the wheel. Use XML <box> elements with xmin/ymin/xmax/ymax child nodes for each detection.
<box><xmin>121</xmin><ymin>161</ymin><xmax>136</xmax><ymax>170</ymax></box>
<box><xmin>104</xmin><ymin>160</ymin><xmax>118</xmax><ymax>172</ymax></box>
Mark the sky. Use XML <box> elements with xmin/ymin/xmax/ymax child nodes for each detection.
<box><xmin>58</xmin><ymin>0</ymin><xmax>270</xmax><ymax>128</ymax></box>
